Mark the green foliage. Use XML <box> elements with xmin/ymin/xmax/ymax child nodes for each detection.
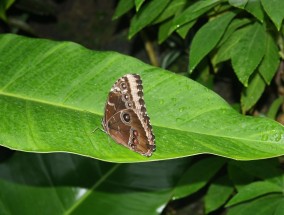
<box><xmin>261</xmin><ymin>0</ymin><xmax>284</xmax><ymax>30</ymax></box>
<box><xmin>231</xmin><ymin>22</ymin><xmax>266</xmax><ymax>86</ymax></box>
<box><xmin>225</xmin><ymin>159</ymin><xmax>284</xmax><ymax>214</ymax></box>
<box><xmin>204</xmin><ymin>175</ymin><xmax>234</xmax><ymax>214</ymax></box>
<box><xmin>112</xmin><ymin>0</ymin><xmax>134</xmax><ymax>19</ymax></box>
<box><xmin>267</xmin><ymin>97</ymin><xmax>284</xmax><ymax>119</ymax></box>
<box><xmin>0</xmin><ymin>0</ymin><xmax>14</xmax><ymax>21</ymax></box>
<box><xmin>0</xmin><ymin>0</ymin><xmax>284</xmax><ymax>214</ymax></box>
<box><xmin>226</xmin><ymin>181</ymin><xmax>282</xmax><ymax>206</ymax></box>
<box><xmin>173</xmin><ymin>157</ymin><xmax>226</xmax><ymax>199</ymax></box>
<box><xmin>114</xmin><ymin>0</ymin><xmax>283</xmax><ymax>113</ymax></box>
<box><xmin>129</xmin><ymin>0</ymin><xmax>171</xmax><ymax>38</ymax></box>
<box><xmin>0</xmin><ymin>152</ymin><xmax>191</xmax><ymax>215</ymax></box>
<box><xmin>1</xmin><ymin>33</ymin><xmax>284</xmax><ymax>214</ymax></box>
<box><xmin>1</xmin><ymin>34</ymin><xmax>284</xmax><ymax>163</ymax></box>
<box><xmin>241</xmin><ymin>73</ymin><xmax>266</xmax><ymax>113</ymax></box>
<box><xmin>189</xmin><ymin>11</ymin><xmax>237</xmax><ymax>71</ymax></box>
<box><xmin>1</xmin><ymin>152</ymin><xmax>282</xmax><ymax>214</ymax></box>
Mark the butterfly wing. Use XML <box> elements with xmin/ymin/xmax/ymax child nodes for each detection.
<box><xmin>107</xmin><ymin>109</ymin><xmax>155</xmax><ymax>156</ymax></box>
<box><xmin>102</xmin><ymin>74</ymin><xmax>155</xmax><ymax>157</ymax></box>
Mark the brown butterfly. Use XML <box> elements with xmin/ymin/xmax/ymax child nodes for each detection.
<box><xmin>102</xmin><ymin>74</ymin><xmax>155</xmax><ymax>157</ymax></box>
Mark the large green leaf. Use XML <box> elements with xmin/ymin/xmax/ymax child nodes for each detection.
<box><xmin>0</xmin><ymin>152</ymin><xmax>191</xmax><ymax>214</ymax></box>
<box><xmin>1</xmin><ymin>34</ymin><xmax>284</xmax><ymax>163</ymax></box>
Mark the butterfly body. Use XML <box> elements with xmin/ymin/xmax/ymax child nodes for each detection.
<box><xmin>102</xmin><ymin>74</ymin><xmax>155</xmax><ymax>157</ymax></box>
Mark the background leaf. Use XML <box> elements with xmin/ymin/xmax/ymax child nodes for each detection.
<box><xmin>267</xmin><ymin>97</ymin><xmax>284</xmax><ymax>119</ymax></box>
<box><xmin>245</xmin><ymin>0</ymin><xmax>264</xmax><ymax>22</ymax></box>
<box><xmin>227</xmin><ymin>162</ymin><xmax>254</xmax><ymax>191</ymax></box>
<box><xmin>227</xmin><ymin>194</ymin><xmax>284</xmax><ymax>215</ymax></box>
<box><xmin>228</xmin><ymin>0</ymin><xmax>248</xmax><ymax>8</ymax></box>
<box><xmin>261</xmin><ymin>0</ymin><xmax>284</xmax><ymax>30</ymax></box>
<box><xmin>152</xmin><ymin>0</ymin><xmax>186</xmax><ymax>24</ymax></box>
<box><xmin>135</xmin><ymin>0</ymin><xmax>145</xmax><ymax>11</ymax></box>
<box><xmin>0</xmin><ymin>0</ymin><xmax>14</xmax><ymax>21</ymax></box>
<box><xmin>216</xmin><ymin>18</ymin><xmax>252</xmax><ymax>48</ymax></box>
<box><xmin>176</xmin><ymin>20</ymin><xmax>196</xmax><ymax>39</ymax></box>
<box><xmin>129</xmin><ymin>0</ymin><xmax>170</xmax><ymax>38</ymax></box>
<box><xmin>231</xmin><ymin>22</ymin><xmax>266</xmax><ymax>86</ymax></box>
<box><xmin>213</xmin><ymin>25</ymin><xmax>249</xmax><ymax>64</ymax></box>
<box><xmin>172</xmin><ymin>157</ymin><xmax>226</xmax><ymax>199</ymax></box>
<box><xmin>170</xmin><ymin>0</ymin><xmax>221</xmax><ymax>34</ymax></box>
<box><xmin>112</xmin><ymin>0</ymin><xmax>135</xmax><ymax>20</ymax></box>
<box><xmin>0</xmin><ymin>152</ymin><xmax>191</xmax><ymax>215</ymax></box>
<box><xmin>241</xmin><ymin>72</ymin><xmax>266</xmax><ymax>113</ymax></box>
<box><xmin>229</xmin><ymin>159</ymin><xmax>283</xmax><ymax>186</ymax></box>
<box><xmin>258</xmin><ymin>32</ymin><xmax>280</xmax><ymax>84</ymax></box>
<box><xmin>226</xmin><ymin>181</ymin><xmax>282</xmax><ymax>207</ymax></box>
<box><xmin>189</xmin><ymin>11</ymin><xmax>236</xmax><ymax>72</ymax></box>
<box><xmin>158</xmin><ymin>19</ymin><xmax>173</xmax><ymax>44</ymax></box>
<box><xmin>204</xmin><ymin>175</ymin><xmax>234</xmax><ymax>214</ymax></box>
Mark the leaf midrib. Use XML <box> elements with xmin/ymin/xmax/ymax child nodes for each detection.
<box><xmin>1</xmin><ymin>91</ymin><xmax>281</xmax><ymax>145</ymax></box>
<box><xmin>0</xmin><ymin>91</ymin><xmax>102</xmax><ymax>116</ymax></box>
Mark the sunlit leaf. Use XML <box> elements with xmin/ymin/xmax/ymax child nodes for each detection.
<box><xmin>1</xmin><ymin>34</ymin><xmax>284</xmax><ymax>163</ymax></box>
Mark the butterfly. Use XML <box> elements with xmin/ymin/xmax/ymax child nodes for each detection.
<box><xmin>101</xmin><ymin>74</ymin><xmax>155</xmax><ymax>157</ymax></box>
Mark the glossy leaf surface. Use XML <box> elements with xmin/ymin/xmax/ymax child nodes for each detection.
<box><xmin>1</xmin><ymin>34</ymin><xmax>284</xmax><ymax>162</ymax></box>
